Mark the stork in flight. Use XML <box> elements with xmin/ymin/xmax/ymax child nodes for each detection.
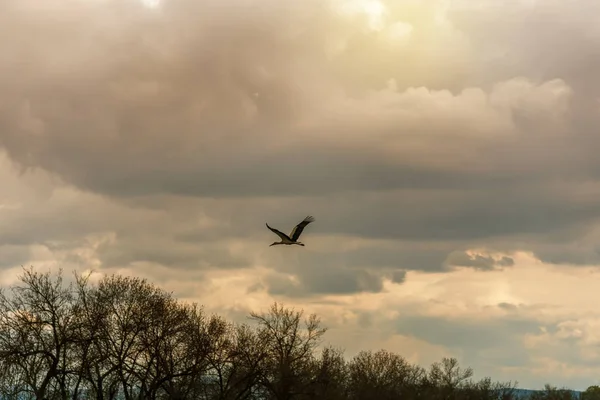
<box><xmin>266</xmin><ymin>216</ymin><xmax>315</xmax><ymax>247</ymax></box>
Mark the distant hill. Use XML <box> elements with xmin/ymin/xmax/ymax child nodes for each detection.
<box><xmin>514</xmin><ymin>388</ymin><xmax>582</xmax><ymax>399</ymax></box>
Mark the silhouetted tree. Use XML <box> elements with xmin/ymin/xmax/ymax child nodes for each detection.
<box><xmin>74</xmin><ymin>273</ymin><xmax>213</xmax><ymax>400</ymax></box>
<box><xmin>457</xmin><ymin>376</ymin><xmax>519</xmax><ymax>400</ymax></box>
<box><xmin>0</xmin><ymin>267</ymin><xmax>78</xmax><ymax>399</ymax></box>
<box><xmin>529</xmin><ymin>384</ymin><xmax>578</xmax><ymax>400</ymax></box>
<box><xmin>72</xmin><ymin>272</ymin><xmax>121</xmax><ymax>400</ymax></box>
<box><xmin>0</xmin><ymin>266</ymin><xmax>571</xmax><ymax>400</ymax></box>
<box><xmin>202</xmin><ymin>320</ymin><xmax>268</xmax><ymax>400</ymax></box>
<box><xmin>583</xmin><ymin>386</ymin><xmax>600</xmax><ymax>400</ymax></box>
<box><xmin>249</xmin><ymin>302</ymin><xmax>326</xmax><ymax>400</ymax></box>
<box><xmin>426</xmin><ymin>357</ymin><xmax>473</xmax><ymax>400</ymax></box>
<box><xmin>347</xmin><ymin>349</ymin><xmax>424</xmax><ymax>400</ymax></box>
<box><xmin>309</xmin><ymin>346</ymin><xmax>348</xmax><ymax>400</ymax></box>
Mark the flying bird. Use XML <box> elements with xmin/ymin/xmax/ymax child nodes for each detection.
<box><xmin>266</xmin><ymin>216</ymin><xmax>315</xmax><ymax>247</ymax></box>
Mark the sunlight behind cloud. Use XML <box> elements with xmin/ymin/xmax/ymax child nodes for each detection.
<box><xmin>336</xmin><ymin>0</ymin><xmax>388</xmax><ymax>31</ymax></box>
<box><xmin>139</xmin><ymin>0</ymin><xmax>160</xmax><ymax>8</ymax></box>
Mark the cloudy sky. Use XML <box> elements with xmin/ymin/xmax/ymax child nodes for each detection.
<box><xmin>2</xmin><ymin>0</ymin><xmax>600</xmax><ymax>390</ymax></box>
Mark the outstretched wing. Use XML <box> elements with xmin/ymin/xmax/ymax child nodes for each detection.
<box><xmin>266</xmin><ymin>223</ymin><xmax>292</xmax><ymax>241</ymax></box>
<box><xmin>290</xmin><ymin>215</ymin><xmax>315</xmax><ymax>241</ymax></box>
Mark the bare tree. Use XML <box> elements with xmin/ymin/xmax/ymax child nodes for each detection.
<box><xmin>249</xmin><ymin>302</ymin><xmax>326</xmax><ymax>400</ymax></box>
<box><xmin>529</xmin><ymin>384</ymin><xmax>579</xmax><ymax>400</ymax></box>
<box><xmin>201</xmin><ymin>318</ymin><xmax>268</xmax><ymax>400</ymax></box>
<box><xmin>347</xmin><ymin>349</ymin><xmax>425</xmax><ymax>400</ymax></box>
<box><xmin>583</xmin><ymin>386</ymin><xmax>600</xmax><ymax>400</ymax></box>
<box><xmin>72</xmin><ymin>271</ymin><xmax>121</xmax><ymax>400</ymax></box>
<box><xmin>0</xmin><ymin>267</ymin><xmax>534</xmax><ymax>400</ymax></box>
<box><xmin>457</xmin><ymin>376</ymin><xmax>518</xmax><ymax>400</ymax></box>
<box><xmin>0</xmin><ymin>267</ymin><xmax>79</xmax><ymax>399</ymax></box>
<box><xmin>73</xmin><ymin>273</ymin><xmax>213</xmax><ymax>400</ymax></box>
<box><xmin>133</xmin><ymin>297</ymin><xmax>209</xmax><ymax>399</ymax></box>
<box><xmin>426</xmin><ymin>357</ymin><xmax>474</xmax><ymax>400</ymax></box>
<box><xmin>84</xmin><ymin>274</ymin><xmax>155</xmax><ymax>399</ymax></box>
<box><xmin>309</xmin><ymin>346</ymin><xmax>348</xmax><ymax>400</ymax></box>
<box><xmin>0</xmin><ymin>360</ymin><xmax>31</xmax><ymax>399</ymax></box>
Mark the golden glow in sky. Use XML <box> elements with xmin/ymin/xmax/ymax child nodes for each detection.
<box><xmin>139</xmin><ymin>0</ymin><xmax>160</xmax><ymax>8</ymax></box>
<box><xmin>338</xmin><ymin>0</ymin><xmax>388</xmax><ymax>30</ymax></box>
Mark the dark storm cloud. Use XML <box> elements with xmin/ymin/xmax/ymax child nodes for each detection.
<box><xmin>265</xmin><ymin>265</ymin><xmax>384</xmax><ymax>298</ymax></box>
<box><xmin>286</xmin><ymin>245</ymin><xmax>451</xmax><ymax>272</ymax></box>
<box><xmin>395</xmin><ymin>314</ymin><xmax>543</xmax><ymax>370</ymax></box>
<box><xmin>97</xmin><ymin>234</ymin><xmax>251</xmax><ymax>270</ymax></box>
<box><xmin>0</xmin><ymin>0</ymin><xmax>586</xmax><ymax>202</ymax></box>
<box><xmin>446</xmin><ymin>251</ymin><xmax>514</xmax><ymax>271</ymax></box>
<box><xmin>390</xmin><ymin>270</ymin><xmax>407</xmax><ymax>284</ymax></box>
<box><xmin>534</xmin><ymin>248</ymin><xmax>600</xmax><ymax>266</ymax></box>
<box><xmin>396</xmin><ymin>314</ymin><xmax>540</xmax><ymax>349</ymax></box>
<box><xmin>0</xmin><ymin>245</ymin><xmax>34</xmax><ymax>269</ymax></box>
<box><xmin>497</xmin><ymin>302</ymin><xmax>519</xmax><ymax>312</ymax></box>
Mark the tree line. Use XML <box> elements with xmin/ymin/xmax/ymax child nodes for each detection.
<box><xmin>0</xmin><ymin>267</ymin><xmax>593</xmax><ymax>400</ymax></box>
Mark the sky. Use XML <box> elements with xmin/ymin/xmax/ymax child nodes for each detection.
<box><xmin>1</xmin><ymin>0</ymin><xmax>600</xmax><ymax>390</ymax></box>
